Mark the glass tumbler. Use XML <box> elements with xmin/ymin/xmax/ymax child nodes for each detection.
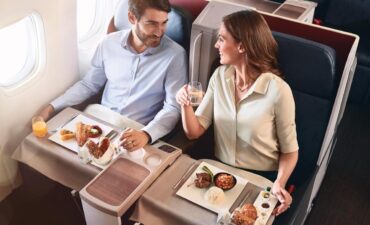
<box><xmin>188</xmin><ymin>81</ymin><xmax>203</xmax><ymax>106</ymax></box>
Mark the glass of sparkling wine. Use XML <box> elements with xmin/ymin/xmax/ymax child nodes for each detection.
<box><xmin>32</xmin><ymin>116</ymin><xmax>48</xmax><ymax>138</ymax></box>
<box><xmin>188</xmin><ymin>81</ymin><xmax>203</xmax><ymax>106</ymax></box>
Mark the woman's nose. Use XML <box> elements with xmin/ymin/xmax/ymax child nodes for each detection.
<box><xmin>215</xmin><ymin>41</ymin><xmax>219</xmax><ymax>48</ymax></box>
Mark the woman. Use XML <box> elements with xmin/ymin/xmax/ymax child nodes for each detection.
<box><xmin>176</xmin><ymin>10</ymin><xmax>298</xmax><ymax>216</ymax></box>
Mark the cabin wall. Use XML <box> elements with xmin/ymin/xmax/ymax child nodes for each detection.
<box><xmin>0</xmin><ymin>0</ymin><xmax>79</xmax><ymax>200</ymax></box>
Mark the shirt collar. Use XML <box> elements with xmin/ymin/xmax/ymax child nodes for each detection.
<box><xmin>253</xmin><ymin>73</ymin><xmax>274</xmax><ymax>95</ymax></box>
<box><xmin>224</xmin><ymin>65</ymin><xmax>274</xmax><ymax>95</ymax></box>
<box><xmin>120</xmin><ymin>29</ymin><xmax>163</xmax><ymax>56</ymax></box>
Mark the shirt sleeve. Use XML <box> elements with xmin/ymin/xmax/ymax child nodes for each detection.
<box><xmin>195</xmin><ymin>67</ymin><xmax>219</xmax><ymax>130</ymax></box>
<box><xmin>274</xmin><ymin>82</ymin><xmax>299</xmax><ymax>153</ymax></box>
<box><xmin>51</xmin><ymin>42</ymin><xmax>107</xmax><ymax>111</ymax></box>
<box><xmin>141</xmin><ymin>48</ymin><xmax>188</xmax><ymax>142</ymax></box>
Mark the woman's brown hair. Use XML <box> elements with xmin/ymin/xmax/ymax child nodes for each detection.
<box><xmin>223</xmin><ymin>10</ymin><xmax>282</xmax><ymax>77</ymax></box>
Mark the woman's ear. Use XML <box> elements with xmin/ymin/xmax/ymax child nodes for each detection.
<box><xmin>238</xmin><ymin>44</ymin><xmax>245</xmax><ymax>53</ymax></box>
<box><xmin>128</xmin><ymin>11</ymin><xmax>137</xmax><ymax>25</ymax></box>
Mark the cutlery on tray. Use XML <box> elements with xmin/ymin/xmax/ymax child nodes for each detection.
<box><xmin>49</xmin><ymin>115</ymin><xmax>78</xmax><ymax>133</ymax></box>
<box><xmin>172</xmin><ymin>161</ymin><xmax>199</xmax><ymax>190</ymax></box>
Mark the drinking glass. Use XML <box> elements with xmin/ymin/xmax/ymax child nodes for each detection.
<box><xmin>32</xmin><ymin>116</ymin><xmax>48</xmax><ymax>138</ymax></box>
<box><xmin>78</xmin><ymin>146</ymin><xmax>92</xmax><ymax>164</ymax></box>
<box><xmin>188</xmin><ymin>81</ymin><xmax>203</xmax><ymax>106</ymax></box>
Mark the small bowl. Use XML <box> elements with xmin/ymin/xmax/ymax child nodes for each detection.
<box><xmin>213</xmin><ymin>172</ymin><xmax>237</xmax><ymax>191</ymax></box>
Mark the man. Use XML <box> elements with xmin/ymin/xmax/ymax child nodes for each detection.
<box><xmin>39</xmin><ymin>0</ymin><xmax>187</xmax><ymax>151</ymax></box>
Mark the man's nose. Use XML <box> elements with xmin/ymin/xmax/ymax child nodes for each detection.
<box><xmin>154</xmin><ymin>24</ymin><xmax>166</xmax><ymax>37</ymax></box>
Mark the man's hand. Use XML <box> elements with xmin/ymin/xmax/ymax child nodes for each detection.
<box><xmin>38</xmin><ymin>104</ymin><xmax>55</xmax><ymax>121</ymax></box>
<box><xmin>119</xmin><ymin>128</ymin><xmax>150</xmax><ymax>151</ymax></box>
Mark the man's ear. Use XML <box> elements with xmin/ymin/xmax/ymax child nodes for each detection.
<box><xmin>128</xmin><ymin>11</ymin><xmax>137</xmax><ymax>25</ymax></box>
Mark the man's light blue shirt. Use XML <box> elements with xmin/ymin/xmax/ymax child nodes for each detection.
<box><xmin>51</xmin><ymin>29</ymin><xmax>187</xmax><ymax>142</ymax></box>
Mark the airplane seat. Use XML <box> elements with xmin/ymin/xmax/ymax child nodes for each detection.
<box><xmin>178</xmin><ymin>30</ymin><xmax>339</xmax><ymax>224</ymax></box>
<box><xmin>169</xmin><ymin>0</ymin><xmax>208</xmax><ymax>19</ymax></box>
<box><xmin>183</xmin><ymin>31</ymin><xmax>339</xmax><ymax>179</ymax></box>
<box><xmin>316</xmin><ymin>0</ymin><xmax>370</xmax><ymax>107</ymax></box>
<box><xmin>272</xmin><ymin>31</ymin><xmax>337</xmax><ymax>186</ymax></box>
<box><xmin>107</xmin><ymin>0</ymin><xmax>193</xmax><ymax>53</ymax></box>
<box><xmin>271</xmin><ymin>31</ymin><xmax>337</xmax><ymax>225</ymax></box>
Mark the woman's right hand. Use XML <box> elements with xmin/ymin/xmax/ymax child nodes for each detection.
<box><xmin>176</xmin><ymin>84</ymin><xmax>191</xmax><ymax>107</ymax></box>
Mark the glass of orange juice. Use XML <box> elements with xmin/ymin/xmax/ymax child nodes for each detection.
<box><xmin>32</xmin><ymin>116</ymin><xmax>48</xmax><ymax>138</ymax></box>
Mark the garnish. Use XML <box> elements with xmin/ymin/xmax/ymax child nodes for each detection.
<box><xmin>202</xmin><ymin>165</ymin><xmax>214</xmax><ymax>178</ymax></box>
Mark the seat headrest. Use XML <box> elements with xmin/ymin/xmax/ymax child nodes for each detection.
<box><xmin>114</xmin><ymin>0</ymin><xmax>130</xmax><ymax>30</ymax></box>
<box><xmin>273</xmin><ymin>31</ymin><xmax>337</xmax><ymax>99</ymax></box>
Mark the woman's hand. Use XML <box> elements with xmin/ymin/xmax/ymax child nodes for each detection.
<box><xmin>272</xmin><ymin>181</ymin><xmax>292</xmax><ymax>216</ymax></box>
<box><xmin>176</xmin><ymin>84</ymin><xmax>191</xmax><ymax>107</ymax></box>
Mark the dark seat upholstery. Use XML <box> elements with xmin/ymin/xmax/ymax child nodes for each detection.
<box><xmin>271</xmin><ymin>31</ymin><xmax>337</xmax><ymax>225</ymax></box>
<box><xmin>111</xmin><ymin>0</ymin><xmax>192</xmax><ymax>52</ymax></box>
<box><xmin>273</xmin><ymin>31</ymin><xmax>337</xmax><ymax>185</ymax></box>
<box><xmin>312</xmin><ymin>0</ymin><xmax>370</xmax><ymax>107</ymax></box>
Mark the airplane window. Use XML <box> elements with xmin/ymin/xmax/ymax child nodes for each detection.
<box><xmin>0</xmin><ymin>14</ymin><xmax>44</xmax><ymax>87</ymax></box>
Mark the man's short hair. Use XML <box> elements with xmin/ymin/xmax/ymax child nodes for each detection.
<box><xmin>129</xmin><ymin>0</ymin><xmax>171</xmax><ymax>21</ymax></box>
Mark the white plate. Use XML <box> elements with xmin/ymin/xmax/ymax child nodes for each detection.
<box><xmin>176</xmin><ymin>162</ymin><xmax>248</xmax><ymax>214</ymax></box>
<box><xmin>49</xmin><ymin>114</ymin><xmax>113</xmax><ymax>153</ymax></box>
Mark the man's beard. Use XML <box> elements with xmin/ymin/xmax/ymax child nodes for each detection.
<box><xmin>135</xmin><ymin>26</ymin><xmax>162</xmax><ymax>48</ymax></box>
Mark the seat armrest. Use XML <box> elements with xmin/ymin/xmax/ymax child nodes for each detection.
<box><xmin>162</xmin><ymin>122</ymin><xmax>215</xmax><ymax>159</ymax></box>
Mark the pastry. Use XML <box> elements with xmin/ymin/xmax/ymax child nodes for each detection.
<box><xmin>76</xmin><ymin>122</ymin><xmax>89</xmax><ymax>146</ymax></box>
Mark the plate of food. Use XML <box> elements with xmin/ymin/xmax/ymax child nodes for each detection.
<box><xmin>48</xmin><ymin>114</ymin><xmax>114</xmax><ymax>153</ymax></box>
<box><xmin>176</xmin><ymin>162</ymin><xmax>248</xmax><ymax>214</ymax></box>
